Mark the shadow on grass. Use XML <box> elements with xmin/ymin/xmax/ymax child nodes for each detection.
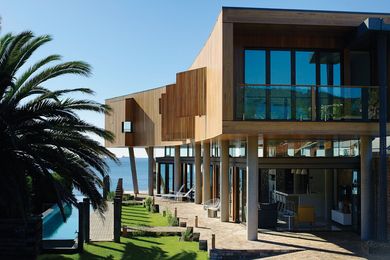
<box><xmin>130</xmin><ymin>236</ymin><xmax>163</xmax><ymax>245</ymax></box>
<box><xmin>38</xmin><ymin>251</ymin><xmax>115</xmax><ymax>260</ymax></box>
<box><xmin>39</xmin><ymin>238</ymin><xmax>201</xmax><ymax>260</ymax></box>
<box><xmin>121</xmin><ymin>243</ymin><xmax>198</xmax><ymax>260</ymax></box>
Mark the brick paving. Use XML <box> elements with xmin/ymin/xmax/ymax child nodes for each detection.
<box><xmin>156</xmin><ymin>197</ymin><xmax>372</xmax><ymax>259</ymax></box>
<box><xmin>89</xmin><ymin>202</ymin><xmax>114</xmax><ymax>241</ymax></box>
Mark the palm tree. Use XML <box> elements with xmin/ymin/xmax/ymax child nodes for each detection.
<box><xmin>0</xmin><ymin>31</ymin><xmax>118</xmax><ymax>220</ymax></box>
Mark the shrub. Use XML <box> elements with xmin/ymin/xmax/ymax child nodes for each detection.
<box><xmin>145</xmin><ymin>196</ymin><xmax>153</xmax><ymax>212</ymax></box>
<box><xmin>107</xmin><ymin>191</ymin><xmax>116</xmax><ymax>201</ymax></box>
<box><xmin>182</xmin><ymin>228</ymin><xmax>192</xmax><ymax>241</ymax></box>
<box><xmin>122</xmin><ymin>194</ymin><xmax>134</xmax><ymax>201</ymax></box>
<box><xmin>167</xmin><ymin>210</ymin><xmax>179</xmax><ymax>226</ymax></box>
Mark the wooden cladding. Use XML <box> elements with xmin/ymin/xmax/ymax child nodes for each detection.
<box><xmin>105</xmin><ymin>97</ymin><xmax>135</xmax><ymax>147</ymax></box>
<box><xmin>161</xmin><ymin>84</ymin><xmax>195</xmax><ymax>141</ymax></box>
<box><xmin>175</xmin><ymin>67</ymin><xmax>207</xmax><ymax>117</ymax></box>
<box><xmin>160</xmin><ymin>68</ymin><xmax>206</xmax><ymax>141</ymax></box>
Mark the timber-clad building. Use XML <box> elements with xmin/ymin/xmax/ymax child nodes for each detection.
<box><xmin>105</xmin><ymin>7</ymin><xmax>390</xmax><ymax>241</ymax></box>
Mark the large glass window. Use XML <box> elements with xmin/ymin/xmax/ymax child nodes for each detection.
<box><xmin>270</xmin><ymin>51</ymin><xmax>291</xmax><ymax>120</ymax></box>
<box><xmin>244</xmin><ymin>50</ymin><xmax>266</xmax><ymax>119</ymax></box>
<box><xmin>318</xmin><ymin>52</ymin><xmax>343</xmax><ymax>120</ymax></box>
<box><xmin>245</xmin><ymin>50</ymin><xmax>266</xmax><ymax>84</ymax></box>
<box><xmin>295</xmin><ymin>51</ymin><xmax>315</xmax><ymax>120</ymax></box>
<box><xmin>240</xmin><ymin>49</ymin><xmax>369</xmax><ymax>122</ymax></box>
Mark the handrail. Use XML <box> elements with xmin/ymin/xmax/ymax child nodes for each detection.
<box><xmin>239</xmin><ymin>84</ymin><xmax>380</xmax><ymax>89</ymax></box>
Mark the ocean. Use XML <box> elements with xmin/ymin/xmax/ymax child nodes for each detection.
<box><xmin>106</xmin><ymin>157</ymin><xmax>149</xmax><ymax>192</ymax></box>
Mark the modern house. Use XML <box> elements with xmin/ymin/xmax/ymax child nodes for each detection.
<box><xmin>105</xmin><ymin>7</ymin><xmax>390</xmax><ymax>241</ymax></box>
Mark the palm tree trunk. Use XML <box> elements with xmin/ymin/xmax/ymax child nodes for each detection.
<box><xmin>128</xmin><ymin>147</ymin><xmax>139</xmax><ymax>195</ymax></box>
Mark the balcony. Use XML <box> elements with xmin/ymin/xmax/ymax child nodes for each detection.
<box><xmin>236</xmin><ymin>84</ymin><xmax>379</xmax><ymax>122</ymax></box>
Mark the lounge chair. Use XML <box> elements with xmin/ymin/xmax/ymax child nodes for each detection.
<box><xmin>161</xmin><ymin>184</ymin><xmax>185</xmax><ymax>200</ymax></box>
<box><xmin>174</xmin><ymin>186</ymin><xmax>195</xmax><ymax>201</ymax></box>
<box><xmin>161</xmin><ymin>185</ymin><xmax>194</xmax><ymax>201</ymax></box>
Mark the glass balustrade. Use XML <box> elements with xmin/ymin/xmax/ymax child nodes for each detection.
<box><xmin>238</xmin><ymin>84</ymin><xmax>379</xmax><ymax>121</ymax></box>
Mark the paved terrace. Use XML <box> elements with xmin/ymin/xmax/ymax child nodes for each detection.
<box><xmin>156</xmin><ymin>197</ymin><xmax>374</xmax><ymax>259</ymax></box>
<box><xmin>90</xmin><ymin>202</ymin><xmax>114</xmax><ymax>241</ymax></box>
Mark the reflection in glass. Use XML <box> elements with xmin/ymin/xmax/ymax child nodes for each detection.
<box><xmin>244</xmin><ymin>86</ymin><xmax>266</xmax><ymax>119</ymax></box>
<box><xmin>318</xmin><ymin>52</ymin><xmax>343</xmax><ymax>120</ymax></box>
<box><xmin>295</xmin><ymin>51</ymin><xmax>315</xmax><ymax>120</ymax></box>
<box><xmin>270</xmin><ymin>51</ymin><xmax>291</xmax><ymax>84</ymax></box>
<box><xmin>266</xmin><ymin>139</ymin><xmax>359</xmax><ymax>157</ymax></box>
<box><xmin>245</xmin><ymin>50</ymin><xmax>266</xmax><ymax>84</ymax></box>
<box><xmin>270</xmin><ymin>51</ymin><xmax>291</xmax><ymax>119</ymax></box>
<box><xmin>296</xmin><ymin>51</ymin><xmax>316</xmax><ymax>85</ymax></box>
<box><xmin>295</xmin><ymin>86</ymin><xmax>312</xmax><ymax>120</ymax></box>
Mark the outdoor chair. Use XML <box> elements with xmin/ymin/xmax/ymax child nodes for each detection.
<box><xmin>161</xmin><ymin>185</ymin><xmax>194</xmax><ymax>201</ymax></box>
<box><xmin>161</xmin><ymin>184</ymin><xmax>185</xmax><ymax>200</ymax></box>
<box><xmin>203</xmin><ymin>198</ymin><xmax>220</xmax><ymax>218</ymax></box>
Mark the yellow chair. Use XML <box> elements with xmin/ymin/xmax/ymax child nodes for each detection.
<box><xmin>296</xmin><ymin>206</ymin><xmax>315</xmax><ymax>225</ymax></box>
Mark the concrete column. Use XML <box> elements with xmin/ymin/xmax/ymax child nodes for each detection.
<box><xmin>174</xmin><ymin>145</ymin><xmax>181</xmax><ymax>192</ymax></box>
<box><xmin>146</xmin><ymin>147</ymin><xmax>154</xmax><ymax>196</ymax></box>
<box><xmin>128</xmin><ymin>147</ymin><xmax>139</xmax><ymax>195</ymax></box>
<box><xmin>246</xmin><ymin>135</ymin><xmax>258</xmax><ymax>241</ymax></box>
<box><xmin>220</xmin><ymin>140</ymin><xmax>229</xmax><ymax>222</ymax></box>
<box><xmin>361</xmin><ymin>135</ymin><xmax>373</xmax><ymax>240</ymax></box>
<box><xmin>195</xmin><ymin>143</ymin><xmax>202</xmax><ymax>204</ymax></box>
<box><xmin>202</xmin><ymin>142</ymin><xmax>211</xmax><ymax>204</ymax></box>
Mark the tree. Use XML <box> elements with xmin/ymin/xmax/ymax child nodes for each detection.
<box><xmin>0</xmin><ymin>31</ymin><xmax>118</xmax><ymax>220</ymax></box>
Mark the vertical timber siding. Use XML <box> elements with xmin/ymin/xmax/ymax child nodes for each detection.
<box><xmin>190</xmin><ymin>13</ymin><xmax>223</xmax><ymax>141</ymax></box>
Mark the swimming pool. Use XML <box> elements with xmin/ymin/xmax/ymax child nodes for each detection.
<box><xmin>42</xmin><ymin>203</ymin><xmax>79</xmax><ymax>241</ymax></box>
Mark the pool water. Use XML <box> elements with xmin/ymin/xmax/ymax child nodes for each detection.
<box><xmin>42</xmin><ymin>203</ymin><xmax>79</xmax><ymax>240</ymax></box>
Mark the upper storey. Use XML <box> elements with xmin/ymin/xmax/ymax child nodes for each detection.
<box><xmin>105</xmin><ymin>7</ymin><xmax>390</xmax><ymax>148</ymax></box>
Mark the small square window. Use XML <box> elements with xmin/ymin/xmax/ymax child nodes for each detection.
<box><xmin>122</xmin><ymin>121</ymin><xmax>133</xmax><ymax>133</ymax></box>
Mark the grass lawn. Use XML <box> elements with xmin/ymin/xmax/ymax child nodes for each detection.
<box><xmin>38</xmin><ymin>236</ymin><xmax>208</xmax><ymax>260</ymax></box>
<box><xmin>121</xmin><ymin>204</ymin><xmax>168</xmax><ymax>227</ymax></box>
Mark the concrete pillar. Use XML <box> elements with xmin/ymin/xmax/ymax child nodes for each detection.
<box><xmin>220</xmin><ymin>140</ymin><xmax>229</xmax><ymax>222</ymax></box>
<box><xmin>202</xmin><ymin>142</ymin><xmax>211</xmax><ymax>204</ymax></box>
<box><xmin>146</xmin><ymin>147</ymin><xmax>154</xmax><ymax>196</ymax></box>
<box><xmin>246</xmin><ymin>135</ymin><xmax>258</xmax><ymax>241</ymax></box>
<box><xmin>128</xmin><ymin>147</ymin><xmax>139</xmax><ymax>195</ymax></box>
<box><xmin>195</xmin><ymin>143</ymin><xmax>202</xmax><ymax>204</ymax></box>
<box><xmin>361</xmin><ymin>135</ymin><xmax>373</xmax><ymax>240</ymax></box>
<box><xmin>174</xmin><ymin>145</ymin><xmax>181</xmax><ymax>192</ymax></box>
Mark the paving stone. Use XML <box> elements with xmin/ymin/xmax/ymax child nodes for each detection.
<box><xmin>89</xmin><ymin>202</ymin><xmax>114</xmax><ymax>241</ymax></box>
<box><xmin>155</xmin><ymin>197</ymin><xmax>369</xmax><ymax>259</ymax></box>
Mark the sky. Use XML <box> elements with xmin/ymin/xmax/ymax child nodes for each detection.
<box><xmin>1</xmin><ymin>0</ymin><xmax>390</xmax><ymax>157</ymax></box>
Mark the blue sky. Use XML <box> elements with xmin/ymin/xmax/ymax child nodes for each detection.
<box><xmin>1</xmin><ymin>0</ymin><xmax>389</xmax><ymax>157</ymax></box>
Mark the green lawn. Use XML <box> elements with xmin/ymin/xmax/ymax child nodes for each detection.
<box><xmin>121</xmin><ymin>204</ymin><xmax>168</xmax><ymax>227</ymax></box>
<box><xmin>38</xmin><ymin>236</ymin><xmax>208</xmax><ymax>260</ymax></box>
